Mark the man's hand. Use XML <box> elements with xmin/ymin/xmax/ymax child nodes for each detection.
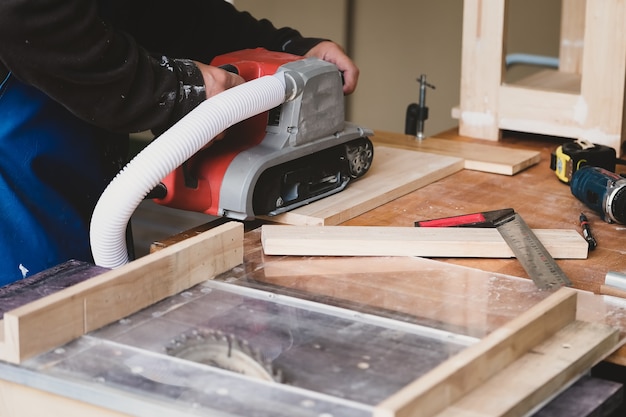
<box><xmin>194</xmin><ymin>61</ymin><xmax>245</xmax><ymax>98</ymax></box>
<box><xmin>305</xmin><ymin>41</ymin><xmax>359</xmax><ymax>95</ymax></box>
<box><xmin>193</xmin><ymin>62</ymin><xmax>245</xmax><ymax>142</ymax></box>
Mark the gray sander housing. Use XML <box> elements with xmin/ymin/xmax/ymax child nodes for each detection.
<box><xmin>218</xmin><ymin>58</ymin><xmax>373</xmax><ymax>220</ymax></box>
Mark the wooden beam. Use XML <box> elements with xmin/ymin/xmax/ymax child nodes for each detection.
<box><xmin>372</xmin><ymin>131</ymin><xmax>540</xmax><ymax>175</ymax></box>
<box><xmin>374</xmin><ymin>288</ymin><xmax>619</xmax><ymax>417</ymax></box>
<box><xmin>260</xmin><ymin>225</ymin><xmax>588</xmax><ymax>259</ymax></box>
<box><xmin>498</xmin><ymin>83</ymin><xmax>583</xmax><ymax>139</ymax></box>
<box><xmin>0</xmin><ymin>221</ymin><xmax>243</xmax><ymax>364</ymax></box>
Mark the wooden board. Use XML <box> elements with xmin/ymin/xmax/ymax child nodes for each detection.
<box><xmin>374</xmin><ymin>288</ymin><xmax>620</xmax><ymax>417</ymax></box>
<box><xmin>371</xmin><ymin>131</ymin><xmax>541</xmax><ymax>175</ymax></box>
<box><xmin>0</xmin><ymin>221</ymin><xmax>243</xmax><ymax>364</ymax></box>
<box><xmin>261</xmin><ymin>225</ymin><xmax>589</xmax><ymax>259</ymax></box>
<box><xmin>261</xmin><ymin>145</ymin><xmax>463</xmax><ymax>226</ymax></box>
<box><xmin>434</xmin><ymin>320</ymin><xmax>619</xmax><ymax>417</ymax></box>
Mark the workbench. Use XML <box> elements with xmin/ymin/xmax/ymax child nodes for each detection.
<box><xmin>1</xmin><ymin>129</ymin><xmax>626</xmax><ymax>417</ymax></box>
<box><xmin>357</xmin><ymin>129</ymin><xmax>626</xmax><ymax>294</ymax></box>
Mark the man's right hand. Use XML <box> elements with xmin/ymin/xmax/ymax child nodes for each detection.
<box><xmin>194</xmin><ymin>61</ymin><xmax>245</xmax><ymax>99</ymax></box>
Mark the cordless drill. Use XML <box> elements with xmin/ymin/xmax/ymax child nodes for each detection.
<box><xmin>570</xmin><ymin>166</ymin><xmax>626</xmax><ymax>224</ymax></box>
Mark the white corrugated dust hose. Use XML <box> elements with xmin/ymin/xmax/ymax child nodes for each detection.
<box><xmin>90</xmin><ymin>73</ymin><xmax>290</xmax><ymax>268</ymax></box>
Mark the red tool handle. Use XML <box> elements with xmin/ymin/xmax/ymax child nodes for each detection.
<box><xmin>414</xmin><ymin>208</ymin><xmax>514</xmax><ymax>228</ymax></box>
<box><xmin>415</xmin><ymin>213</ymin><xmax>487</xmax><ymax>227</ymax></box>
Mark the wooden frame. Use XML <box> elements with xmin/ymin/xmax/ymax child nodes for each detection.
<box><xmin>375</xmin><ymin>288</ymin><xmax>618</xmax><ymax>417</ymax></box>
<box><xmin>0</xmin><ymin>221</ymin><xmax>243</xmax><ymax>364</ymax></box>
<box><xmin>454</xmin><ymin>0</ymin><xmax>626</xmax><ymax>154</ymax></box>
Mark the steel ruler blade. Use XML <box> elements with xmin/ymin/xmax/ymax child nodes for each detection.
<box><xmin>495</xmin><ymin>213</ymin><xmax>573</xmax><ymax>290</ymax></box>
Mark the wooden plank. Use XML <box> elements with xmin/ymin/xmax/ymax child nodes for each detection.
<box><xmin>510</xmin><ymin>70</ymin><xmax>580</xmax><ymax>93</ymax></box>
<box><xmin>371</xmin><ymin>131</ymin><xmax>540</xmax><ymax>175</ymax></box>
<box><xmin>260</xmin><ymin>146</ymin><xmax>463</xmax><ymax>226</ymax></box>
<box><xmin>373</xmin><ymin>288</ymin><xmax>580</xmax><ymax>417</ymax></box>
<box><xmin>0</xmin><ymin>221</ymin><xmax>243</xmax><ymax>364</ymax></box>
<box><xmin>433</xmin><ymin>320</ymin><xmax>619</xmax><ymax>417</ymax></box>
<box><xmin>261</xmin><ymin>225</ymin><xmax>588</xmax><ymax>259</ymax></box>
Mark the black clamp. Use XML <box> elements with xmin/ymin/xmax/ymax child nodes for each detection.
<box><xmin>405</xmin><ymin>74</ymin><xmax>435</xmax><ymax>140</ymax></box>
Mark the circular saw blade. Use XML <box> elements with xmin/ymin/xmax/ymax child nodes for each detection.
<box><xmin>166</xmin><ymin>328</ymin><xmax>283</xmax><ymax>383</ymax></box>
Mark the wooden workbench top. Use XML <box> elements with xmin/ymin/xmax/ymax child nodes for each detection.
<box><xmin>341</xmin><ymin>129</ymin><xmax>625</xmax><ymax>294</ymax></box>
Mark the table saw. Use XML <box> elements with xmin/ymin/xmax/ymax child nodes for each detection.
<box><xmin>0</xmin><ymin>250</ymin><xmax>622</xmax><ymax>417</ymax></box>
<box><xmin>2</xmin><ymin>131</ymin><xmax>626</xmax><ymax>417</ymax></box>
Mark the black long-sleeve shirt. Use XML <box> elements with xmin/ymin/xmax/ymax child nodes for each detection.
<box><xmin>0</xmin><ymin>0</ymin><xmax>323</xmax><ymax>134</ymax></box>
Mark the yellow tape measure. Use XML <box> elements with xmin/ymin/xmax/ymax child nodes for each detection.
<box><xmin>550</xmin><ymin>139</ymin><xmax>616</xmax><ymax>184</ymax></box>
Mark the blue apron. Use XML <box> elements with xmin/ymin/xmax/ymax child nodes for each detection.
<box><xmin>0</xmin><ymin>73</ymin><xmax>118</xmax><ymax>285</ymax></box>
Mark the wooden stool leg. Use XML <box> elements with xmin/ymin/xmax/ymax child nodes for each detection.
<box><xmin>458</xmin><ymin>0</ymin><xmax>507</xmax><ymax>141</ymax></box>
<box><xmin>559</xmin><ymin>0</ymin><xmax>585</xmax><ymax>74</ymax></box>
<box><xmin>579</xmin><ymin>0</ymin><xmax>626</xmax><ymax>153</ymax></box>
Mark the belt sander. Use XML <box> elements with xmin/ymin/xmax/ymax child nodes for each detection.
<box><xmin>153</xmin><ymin>48</ymin><xmax>374</xmax><ymax>220</ymax></box>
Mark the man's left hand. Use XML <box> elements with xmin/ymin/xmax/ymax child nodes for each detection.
<box><xmin>305</xmin><ymin>41</ymin><xmax>359</xmax><ymax>95</ymax></box>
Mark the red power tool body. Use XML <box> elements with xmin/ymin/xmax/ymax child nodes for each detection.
<box><xmin>154</xmin><ymin>48</ymin><xmax>374</xmax><ymax>220</ymax></box>
<box><xmin>155</xmin><ymin>49</ymin><xmax>300</xmax><ymax>216</ymax></box>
